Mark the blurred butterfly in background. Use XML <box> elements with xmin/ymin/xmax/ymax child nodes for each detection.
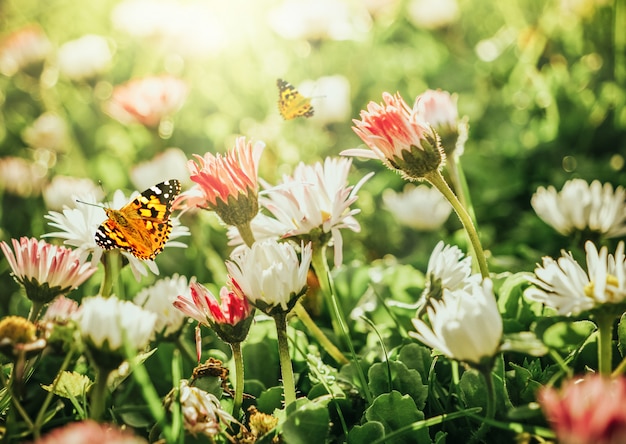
<box><xmin>276</xmin><ymin>78</ymin><xmax>314</xmax><ymax>120</ymax></box>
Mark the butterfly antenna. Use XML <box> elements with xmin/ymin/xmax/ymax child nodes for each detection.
<box><xmin>75</xmin><ymin>199</ymin><xmax>106</xmax><ymax>209</ymax></box>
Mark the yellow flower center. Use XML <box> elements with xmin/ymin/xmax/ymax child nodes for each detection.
<box><xmin>0</xmin><ymin>316</ymin><xmax>37</xmax><ymax>344</ymax></box>
<box><xmin>321</xmin><ymin>210</ymin><xmax>332</xmax><ymax>223</ymax></box>
<box><xmin>584</xmin><ymin>274</ymin><xmax>620</xmax><ymax>302</ymax></box>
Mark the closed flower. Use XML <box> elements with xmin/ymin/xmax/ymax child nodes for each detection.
<box><xmin>410</xmin><ymin>278</ymin><xmax>502</xmax><ymax>367</ymax></box>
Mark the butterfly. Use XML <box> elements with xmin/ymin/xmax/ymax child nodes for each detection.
<box><xmin>95</xmin><ymin>179</ymin><xmax>181</xmax><ymax>260</ymax></box>
<box><xmin>276</xmin><ymin>78</ymin><xmax>314</xmax><ymax>120</ymax></box>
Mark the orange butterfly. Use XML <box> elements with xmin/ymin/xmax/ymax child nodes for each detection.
<box><xmin>95</xmin><ymin>180</ymin><xmax>181</xmax><ymax>260</ymax></box>
<box><xmin>277</xmin><ymin>78</ymin><xmax>314</xmax><ymax>120</ymax></box>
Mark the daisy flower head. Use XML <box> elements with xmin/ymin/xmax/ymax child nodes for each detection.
<box><xmin>43</xmin><ymin>176</ymin><xmax>103</xmax><ymax>212</ymax></box>
<box><xmin>175</xmin><ymin>137</ymin><xmax>265</xmax><ymax>227</ymax></box>
<box><xmin>0</xmin><ymin>237</ymin><xmax>97</xmax><ymax>305</ymax></box>
<box><xmin>0</xmin><ymin>24</ymin><xmax>51</xmax><ymax>77</ymax></box>
<box><xmin>174</xmin><ymin>281</ymin><xmax>253</xmax><ymax>344</ymax></box>
<box><xmin>531</xmin><ymin>179</ymin><xmax>626</xmax><ymax>239</ymax></box>
<box><xmin>342</xmin><ymin>91</ymin><xmax>443</xmax><ymax>181</ymax></box>
<box><xmin>425</xmin><ymin>241</ymin><xmax>478</xmax><ymax>294</ymax></box>
<box><xmin>0</xmin><ymin>315</ymin><xmax>47</xmax><ymax>358</ymax></box>
<box><xmin>73</xmin><ymin>295</ymin><xmax>157</xmax><ymax>370</ymax></box>
<box><xmin>57</xmin><ymin>34</ymin><xmax>112</xmax><ymax>82</ymax></box>
<box><xmin>415</xmin><ymin>88</ymin><xmax>467</xmax><ymax>157</ymax></box>
<box><xmin>0</xmin><ymin>156</ymin><xmax>46</xmax><ymax>198</ymax></box>
<box><xmin>134</xmin><ymin>274</ymin><xmax>195</xmax><ymax>339</ymax></box>
<box><xmin>261</xmin><ymin>157</ymin><xmax>372</xmax><ymax>266</ymax></box>
<box><xmin>104</xmin><ymin>74</ymin><xmax>188</xmax><ymax>127</ymax></box>
<box><xmin>176</xmin><ymin>379</ymin><xmax>237</xmax><ymax>439</ymax></box>
<box><xmin>41</xmin><ymin>295</ymin><xmax>79</xmax><ymax>323</ymax></box>
<box><xmin>410</xmin><ymin>278</ymin><xmax>502</xmax><ymax>368</ymax></box>
<box><xmin>226</xmin><ymin>239</ymin><xmax>312</xmax><ymax>315</ymax></box>
<box><xmin>524</xmin><ymin>241</ymin><xmax>626</xmax><ymax>316</ymax></box>
<box><xmin>22</xmin><ymin>113</ymin><xmax>68</xmax><ymax>152</ymax></box>
<box><xmin>130</xmin><ymin>147</ymin><xmax>191</xmax><ymax>192</ymax></box>
<box><xmin>382</xmin><ymin>183</ymin><xmax>452</xmax><ymax>231</ymax></box>
<box><xmin>33</xmin><ymin>420</ymin><xmax>147</xmax><ymax>444</ymax></box>
<box><xmin>538</xmin><ymin>375</ymin><xmax>626</xmax><ymax>444</ymax></box>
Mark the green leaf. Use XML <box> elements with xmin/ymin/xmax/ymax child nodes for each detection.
<box><xmin>41</xmin><ymin>371</ymin><xmax>92</xmax><ymax>399</ymax></box>
<box><xmin>397</xmin><ymin>343</ymin><xmax>432</xmax><ymax>383</ymax></box>
<box><xmin>281</xmin><ymin>399</ymin><xmax>330</xmax><ymax>444</ymax></box>
<box><xmin>496</xmin><ymin>272</ymin><xmax>540</xmax><ymax>331</ymax></box>
<box><xmin>540</xmin><ymin>320</ymin><xmax>595</xmax><ymax>352</ymax></box>
<box><xmin>243</xmin><ymin>340</ymin><xmax>279</xmax><ymax>390</ymax></box>
<box><xmin>434</xmin><ymin>431</ymin><xmax>447</xmax><ymax>444</ymax></box>
<box><xmin>368</xmin><ymin>360</ymin><xmax>428</xmax><ymax>410</ymax></box>
<box><xmin>507</xmin><ymin>362</ymin><xmax>544</xmax><ymax>405</ymax></box>
<box><xmin>257</xmin><ymin>386</ymin><xmax>284</xmax><ymax>413</ymax></box>
<box><xmin>364</xmin><ymin>391</ymin><xmax>430</xmax><ymax>444</ymax></box>
<box><xmin>347</xmin><ymin>421</ymin><xmax>386</xmax><ymax>444</ymax></box>
<box><xmin>460</xmin><ymin>356</ymin><xmax>512</xmax><ymax>415</ymax></box>
<box><xmin>339</xmin><ymin>360</ymin><xmax>373</xmax><ymax>395</ymax></box>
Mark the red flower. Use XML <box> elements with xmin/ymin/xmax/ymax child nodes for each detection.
<box><xmin>538</xmin><ymin>375</ymin><xmax>626</xmax><ymax>444</ymax></box>
<box><xmin>33</xmin><ymin>420</ymin><xmax>146</xmax><ymax>444</ymax></box>
<box><xmin>342</xmin><ymin>92</ymin><xmax>443</xmax><ymax>180</ymax></box>
<box><xmin>174</xmin><ymin>282</ymin><xmax>253</xmax><ymax>345</ymax></box>
<box><xmin>175</xmin><ymin>137</ymin><xmax>264</xmax><ymax>226</ymax></box>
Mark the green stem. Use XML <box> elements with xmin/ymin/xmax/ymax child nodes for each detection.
<box><xmin>596</xmin><ymin>312</ymin><xmax>614</xmax><ymax>376</ymax></box>
<box><xmin>273</xmin><ymin>312</ymin><xmax>297</xmax><ymax>407</ymax></box>
<box><xmin>2</xmin><ymin>363</ymin><xmax>34</xmax><ymax>433</ymax></box>
<box><xmin>27</xmin><ymin>301</ymin><xmax>44</xmax><ymax>322</ymax></box>
<box><xmin>99</xmin><ymin>250</ymin><xmax>122</xmax><ymax>298</ymax></box>
<box><xmin>445</xmin><ymin>156</ymin><xmax>481</xmax><ymax>273</ymax></box>
<box><xmin>33</xmin><ymin>344</ymin><xmax>77</xmax><ymax>438</ymax></box>
<box><xmin>310</xmin><ymin>244</ymin><xmax>372</xmax><ymax>403</ymax></box>
<box><xmin>231</xmin><ymin>342</ymin><xmax>245</xmax><ymax>418</ymax></box>
<box><xmin>310</xmin><ymin>245</ymin><xmax>344</xmax><ymax>341</ymax></box>
<box><xmin>470</xmin><ymin>369</ymin><xmax>496</xmax><ymax>444</ymax></box>
<box><xmin>445</xmin><ymin>155</ymin><xmax>474</xmax><ymax>222</ymax></box>
<box><xmin>90</xmin><ymin>367</ymin><xmax>111</xmax><ymax>421</ymax></box>
<box><xmin>236</xmin><ymin>222</ymin><xmax>256</xmax><ymax>249</ymax></box>
<box><xmin>293</xmin><ymin>302</ymin><xmax>349</xmax><ymax>365</ymax></box>
<box><xmin>426</xmin><ymin>170</ymin><xmax>489</xmax><ymax>279</ymax></box>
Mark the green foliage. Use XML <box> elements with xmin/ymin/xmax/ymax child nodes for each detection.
<box><xmin>1</xmin><ymin>0</ymin><xmax>625</xmax><ymax>442</ymax></box>
<box><xmin>364</xmin><ymin>391</ymin><xmax>430</xmax><ymax>444</ymax></box>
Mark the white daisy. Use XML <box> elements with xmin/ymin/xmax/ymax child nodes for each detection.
<box><xmin>226</xmin><ymin>239</ymin><xmax>312</xmax><ymax>314</ymax></box>
<box><xmin>524</xmin><ymin>241</ymin><xmax>626</xmax><ymax>316</ymax></box>
<box><xmin>260</xmin><ymin>157</ymin><xmax>372</xmax><ymax>267</ymax></box>
<box><xmin>74</xmin><ymin>295</ymin><xmax>157</xmax><ymax>352</ymax></box>
<box><xmin>531</xmin><ymin>179</ymin><xmax>626</xmax><ymax>238</ymax></box>
<box><xmin>410</xmin><ymin>279</ymin><xmax>502</xmax><ymax>367</ymax></box>
<box><xmin>382</xmin><ymin>184</ymin><xmax>452</xmax><ymax>231</ymax></box>
<box><xmin>134</xmin><ymin>274</ymin><xmax>194</xmax><ymax>339</ymax></box>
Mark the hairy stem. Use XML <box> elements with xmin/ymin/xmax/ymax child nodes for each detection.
<box><xmin>231</xmin><ymin>341</ymin><xmax>245</xmax><ymax>418</ymax></box>
<box><xmin>426</xmin><ymin>170</ymin><xmax>489</xmax><ymax>279</ymax></box>
<box><xmin>273</xmin><ymin>312</ymin><xmax>296</xmax><ymax>407</ymax></box>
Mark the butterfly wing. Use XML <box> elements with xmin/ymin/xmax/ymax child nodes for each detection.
<box><xmin>277</xmin><ymin>78</ymin><xmax>314</xmax><ymax>120</ymax></box>
<box><xmin>94</xmin><ymin>179</ymin><xmax>181</xmax><ymax>260</ymax></box>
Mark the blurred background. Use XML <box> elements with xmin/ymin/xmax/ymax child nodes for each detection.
<box><xmin>0</xmin><ymin>0</ymin><xmax>624</xmax><ymax>312</ymax></box>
